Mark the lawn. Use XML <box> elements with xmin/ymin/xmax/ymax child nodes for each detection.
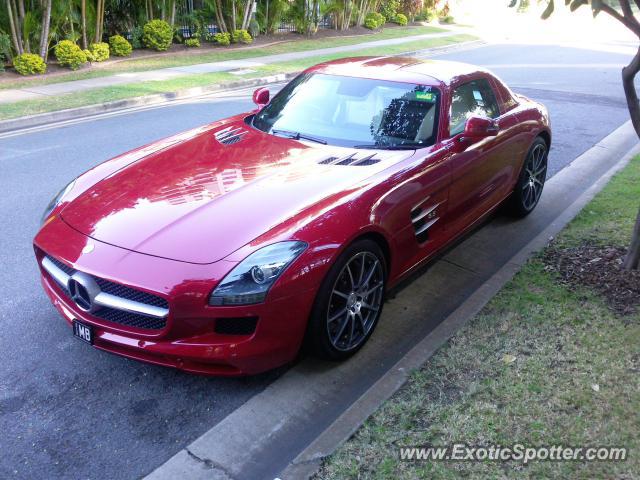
<box><xmin>316</xmin><ymin>156</ymin><xmax>640</xmax><ymax>479</ymax></box>
<box><xmin>0</xmin><ymin>25</ymin><xmax>447</xmax><ymax>91</ymax></box>
<box><xmin>0</xmin><ymin>33</ymin><xmax>476</xmax><ymax>121</ymax></box>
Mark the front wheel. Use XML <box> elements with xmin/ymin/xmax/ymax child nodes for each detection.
<box><xmin>307</xmin><ymin>239</ymin><xmax>386</xmax><ymax>361</ymax></box>
<box><xmin>507</xmin><ymin>137</ymin><xmax>548</xmax><ymax>217</ymax></box>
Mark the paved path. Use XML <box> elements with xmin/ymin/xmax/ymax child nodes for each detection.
<box><xmin>0</xmin><ymin>31</ymin><xmax>460</xmax><ymax>105</ymax></box>
<box><xmin>0</xmin><ymin>42</ymin><xmax>633</xmax><ymax>480</ymax></box>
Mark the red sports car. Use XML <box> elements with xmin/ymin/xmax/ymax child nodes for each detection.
<box><xmin>34</xmin><ymin>57</ymin><xmax>550</xmax><ymax>375</ymax></box>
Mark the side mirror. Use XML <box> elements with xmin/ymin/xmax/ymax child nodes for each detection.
<box><xmin>252</xmin><ymin>87</ymin><xmax>270</xmax><ymax>109</ymax></box>
<box><xmin>462</xmin><ymin>116</ymin><xmax>499</xmax><ymax>141</ymax></box>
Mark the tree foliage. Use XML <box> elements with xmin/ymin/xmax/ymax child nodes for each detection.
<box><xmin>510</xmin><ymin>0</ymin><xmax>640</xmax><ymax>270</ymax></box>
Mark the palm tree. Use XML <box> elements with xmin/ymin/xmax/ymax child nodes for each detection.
<box><xmin>39</xmin><ymin>0</ymin><xmax>52</xmax><ymax>59</ymax></box>
<box><xmin>81</xmin><ymin>0</ymin><xmax>88</xmax><ymax>49</ymax></box>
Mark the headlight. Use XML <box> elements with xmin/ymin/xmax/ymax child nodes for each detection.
<box><xmin>41</xmin><ymin>179</ymin><xmax>76</xmax><ymax>225</ymax></box>
<box><xmin>209</xmin><ymin>241</ymin><xmax>307</xmax><ymax>306</ymax></box>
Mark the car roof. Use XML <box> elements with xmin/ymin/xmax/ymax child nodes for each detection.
<box><xmin>306</xmin><ymin>57</ymin><xmax>489</xmax><ymax>88</ymax></box>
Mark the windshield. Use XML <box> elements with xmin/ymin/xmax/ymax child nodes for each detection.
<box><xmin>252</xmin><ymin>73</ymin><xmax>441</xmax><ymax>149</ymax></box>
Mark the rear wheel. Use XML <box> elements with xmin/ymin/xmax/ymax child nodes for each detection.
<box><xmin>307</xmin><ymin>239</ymin><xmax>386</xmax><ymax>360</ymax></box>
<box><xmin>507</xmin><ymin>137</ymin><xmax>548</xmax><ymax>217</ymax></box>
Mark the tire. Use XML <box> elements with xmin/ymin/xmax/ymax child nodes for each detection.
<box><xmin>506</xmin><ymin>137</ymin><xmax>548</xmax><ymax>217</ymax></box>
<box><xmin>307</xmin><ymin>239</ymin><xmax>387</xmax><ymax>361</ymax></box>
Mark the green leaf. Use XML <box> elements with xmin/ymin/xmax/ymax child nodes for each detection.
<box><xmin>541</xmin><ymin>0</ymin><xmax>555</xmax><ymax>19</ymax></box>
<box><xmin>569</xmin><ymin>0</ymin><xmax>587</xmax><ymax>11</ymax></box>
<box><xmin>591</xmin><ymin>0</ymin><xmax>603</xmax><ymax>17</ymax></box>
<box><xmin>508</xmin><ymin>0</ymin><xmax>517</xmax><ymax>7</ymax></box>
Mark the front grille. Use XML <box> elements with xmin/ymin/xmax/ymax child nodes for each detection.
<box><xmin>94</xmin><ymin>307</ymin><xmax>166</xmax><ymax>330</ymax></box>
<box><xmin>49</xmin><ymin>256</ymin><xmax>74</xmax><ymax>276</ymax></box>
<box><xmin>215</xmin><ymin>316</ymin><xmax>258</xmax><ymax>335</ymax></box>
<box><xmin>44</xmin><ymin>255</ymin><xmax>168</xmax><ymax>330</ymax></box>
<box><xmin>94</xmin><ymin>278</ymin><xmax>168</xmax><ymax>309</ymax></box>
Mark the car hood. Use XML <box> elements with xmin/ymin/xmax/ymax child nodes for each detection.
<box><xmin>61</xmin><ymin>118</ymin><xmax>413</xmax><ymax>264</ymax></box>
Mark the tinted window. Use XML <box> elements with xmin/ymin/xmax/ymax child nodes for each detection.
<box><xmin>253</xmin><ymin>73</ymin><xmax>441</xmax><ymax>149</ymax></box>
<box><xmin>449</xmin><ymin>79</ymin><xmax>500</xmax><ymax>137</ymax></box>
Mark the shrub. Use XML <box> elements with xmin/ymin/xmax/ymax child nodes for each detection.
<box><xmin>54</xmin><ymin>40</ymin><xmax>88</xmax><ymax>70</ymax></box>
<box><xmin>83</xmin><ymin>49</ymin><xmax>95</xmax><ymax>62</ymax></box>
<box><xmin>13</xmin><ymin>53</ymin><xmax>46</xmax><ymax>75</ymax></box>
<box><xmin>213</xmin><ymin>32</ymin><xmax>231</xmax><ymax>46</ymax></box>
<box><xmin>364</xmin><ymin>12</ymin><xmax>386</xmax><ymax>29</ymax></box>
<box><xmin>89</xmin><ymin>42</ymin><xmax>110</xmax><ymax>62</ymax></box>
<box><xmin>380</xmin><ymin>0</ymin><xmax>399</xmax><ymax>22</ymax></box>
<box><xmin>130</xmin><ymin>26</ymin><xmax>144</xmax><ymax>49</ymax></box>
<box><xmin>364</xmin><ymin>15</ymin><xmax>378</xmax><ymax>29</ymax></box>
<box><xmin>143</xmin><ymin>19</ymin><xmax>173</xmax><ymax>51</ymax></box>
<box><xmin>440</xmin><ymin>14</ymin><xmax>454</xmax><ymax>24</ymax></box>
<box><xmin>185</xmin><ymin>38</ymin><xmax>200</xmax><ymax>47</ymax></box>
<box><xmin>0</xmin><ymin>33</ymin><xmax>11</xmax><ymax>72</ymax></box>
<box><xmin>109</xmin><ymin>34</ymin><xmax>133</xmax><ymax>56</ymax></box>
<box><xmin>394</xmin><ymin>13</ymin><xmax>408</xmax><ymax>25</ymax></box>
<box><xmin>232</xmin><ymin>29</ymin><xmax>252</xmax><ymax>44</ymax></box>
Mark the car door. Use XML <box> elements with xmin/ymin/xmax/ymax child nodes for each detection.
<box><xmin>444</xmin><ymin>77</ymin><xmax>515</xmax><ymax>235</ymax></box>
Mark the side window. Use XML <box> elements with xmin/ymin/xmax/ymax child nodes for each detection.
<box><xmin>449</xmin><ymin>79</ymin><xmax>500</xmax><ymax>137</ymax></box>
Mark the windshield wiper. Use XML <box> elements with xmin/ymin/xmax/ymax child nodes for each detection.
<box><xmin>271</xmin><ymin>129</ymin><xmax>327</xmax><ymax>145</ymax></box>
<box><xmin>353</xmin><ymin>144</ymin><xmax>419</xmax><ymax>150</ymax></box>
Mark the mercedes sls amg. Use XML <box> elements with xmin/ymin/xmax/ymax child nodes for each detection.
<box><xmin>34</xmin><ymin>57</ymin><xmax>551</xmax><ymax>375</ymax></box>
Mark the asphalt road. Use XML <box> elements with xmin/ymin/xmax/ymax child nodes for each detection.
<box><xmin>0</xmin><ymin>42</ymin><xmax>633</xmax><ymax>479</ymax></box>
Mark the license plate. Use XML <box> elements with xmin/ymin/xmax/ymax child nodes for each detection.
<box><xmin>73</xmin><ymin>320</ymin><xmax>93</xmax><ymax>345</ymax></box>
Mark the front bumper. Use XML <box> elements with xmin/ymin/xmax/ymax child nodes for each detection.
<box><xmin>34</xmin><ymin>217</ymin><xmax>319</xmax><ymax>376</ymax></box>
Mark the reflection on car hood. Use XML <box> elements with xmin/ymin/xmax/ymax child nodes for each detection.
<box><xmin>61</xmin><ymin>119</ymin><xmax>413</xmax><ymax>263</ymax></box>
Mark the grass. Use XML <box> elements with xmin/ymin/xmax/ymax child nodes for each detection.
<box><xmin>0</xmin><ymin>25</ymin><xmax>447</xmax><ymax>91</ymax></box>
<box><xmin>0</xmin><ymin>33</ymin><xmax>475</xmax><ymax>121</ymax></box>
<box><xmin>316</xmin><ymin>155</ymin><xmax>640</xmax><ymax>479</ymax></box>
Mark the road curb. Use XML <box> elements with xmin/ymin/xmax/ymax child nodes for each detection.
<box><xmin>0</xmin><ymin>40</ymin><xmax>485</xmax><ymax>135</ymax></box>
<box><xmin>142</xmin><ymin>121</ymin><xmax>639</xmax><ymax>480</ymax></box>
<box><xmin>280</xmin><ymin>125</ymin><xmax>640</xmax><ymax>480</ymax></box>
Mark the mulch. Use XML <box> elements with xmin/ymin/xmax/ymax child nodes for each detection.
<box><xmin>542</xmin><ymin>244</ymin><xmax>640</xmax><ymax>315</ymax></box>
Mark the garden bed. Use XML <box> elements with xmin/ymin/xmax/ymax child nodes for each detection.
<box><xmin>0</xmin><ymin>23</ymin><xmax>439</xmax><ymax>86</ymax></box>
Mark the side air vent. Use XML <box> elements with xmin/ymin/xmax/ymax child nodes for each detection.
<box><xmin>214</xmin><ymin>126</ymin><xmax>248</xmax><ymax>145</ymax></box>
<box><xmin>410</xmin><ymin>201</ymin><xmax>441</xmax><ymax>244</ymax></box>
<box><xmin>319</xmin><ymin>153</ymin><xmax>380</xmax><ymax>166</ymax></box>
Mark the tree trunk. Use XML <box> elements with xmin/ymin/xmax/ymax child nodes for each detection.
<box><xmin>232</xmin><ymin>0</ymin><xmax>237</xmax><ymax>30</ymax></box>
<box><xmin>81</xmin><ymin>0</ymin><xmax>87</xmax><ymax>49</ymax></box>
<box><xmin>170</xmin><ymin>0</ymin><xmax>176</xmax><ymax>25</ymax></box>
<box><xmin>17</xmin><ymin>0</ymin><xmax>29</xmax><ymax>53</ymax></box>
<box><xmin>624</xmin><ymin>206</ymin><xmax>640</xmax><ymax>270</ymax></box>
<box><xmin>621</xmin><ymin>47</ymin><xmax>640</xmax><ymax>270</ymax></box>
<box><xmin>6</xmin><ymin>0</ymin><xmax>22</xmax><ymax>55</ymax></box>
<box><xmin>95</xmin><ymin>0</ymin><xmax>101</xmax><ymax>43</ymax></box>
<box><xmin>214</xmin><ymin>0</ymin><xmax>228</xmax><ymax>33</ymax></box>
<box><xmin>10</xmin><ymin>0</ymin><xmax>24</xmax><ymax>54</ymax></box>
<box><xmin>39</xmin><ymin>0</ymin><xmax>52</xmax><ymax>59</ymax></box>
<box><xmin>622</xmin><ymin>47</ymin><xmax>640</xmax><ymax>137</ymax></box>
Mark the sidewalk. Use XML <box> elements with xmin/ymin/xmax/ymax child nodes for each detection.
<box><xmin>0</xmin><ymin>30</ymin><xmax>462</xmax><ymax>105</ymax></box>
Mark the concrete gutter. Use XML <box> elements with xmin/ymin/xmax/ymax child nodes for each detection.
<box><xmin>142</xmin><ymin>120</ymin><xmax>639</xmax><ymax>480</ymax></box>
<box><xmin>0</xmin><ymin>40</ymin><xmax>485</xmax><ymax>135</ymax></box>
